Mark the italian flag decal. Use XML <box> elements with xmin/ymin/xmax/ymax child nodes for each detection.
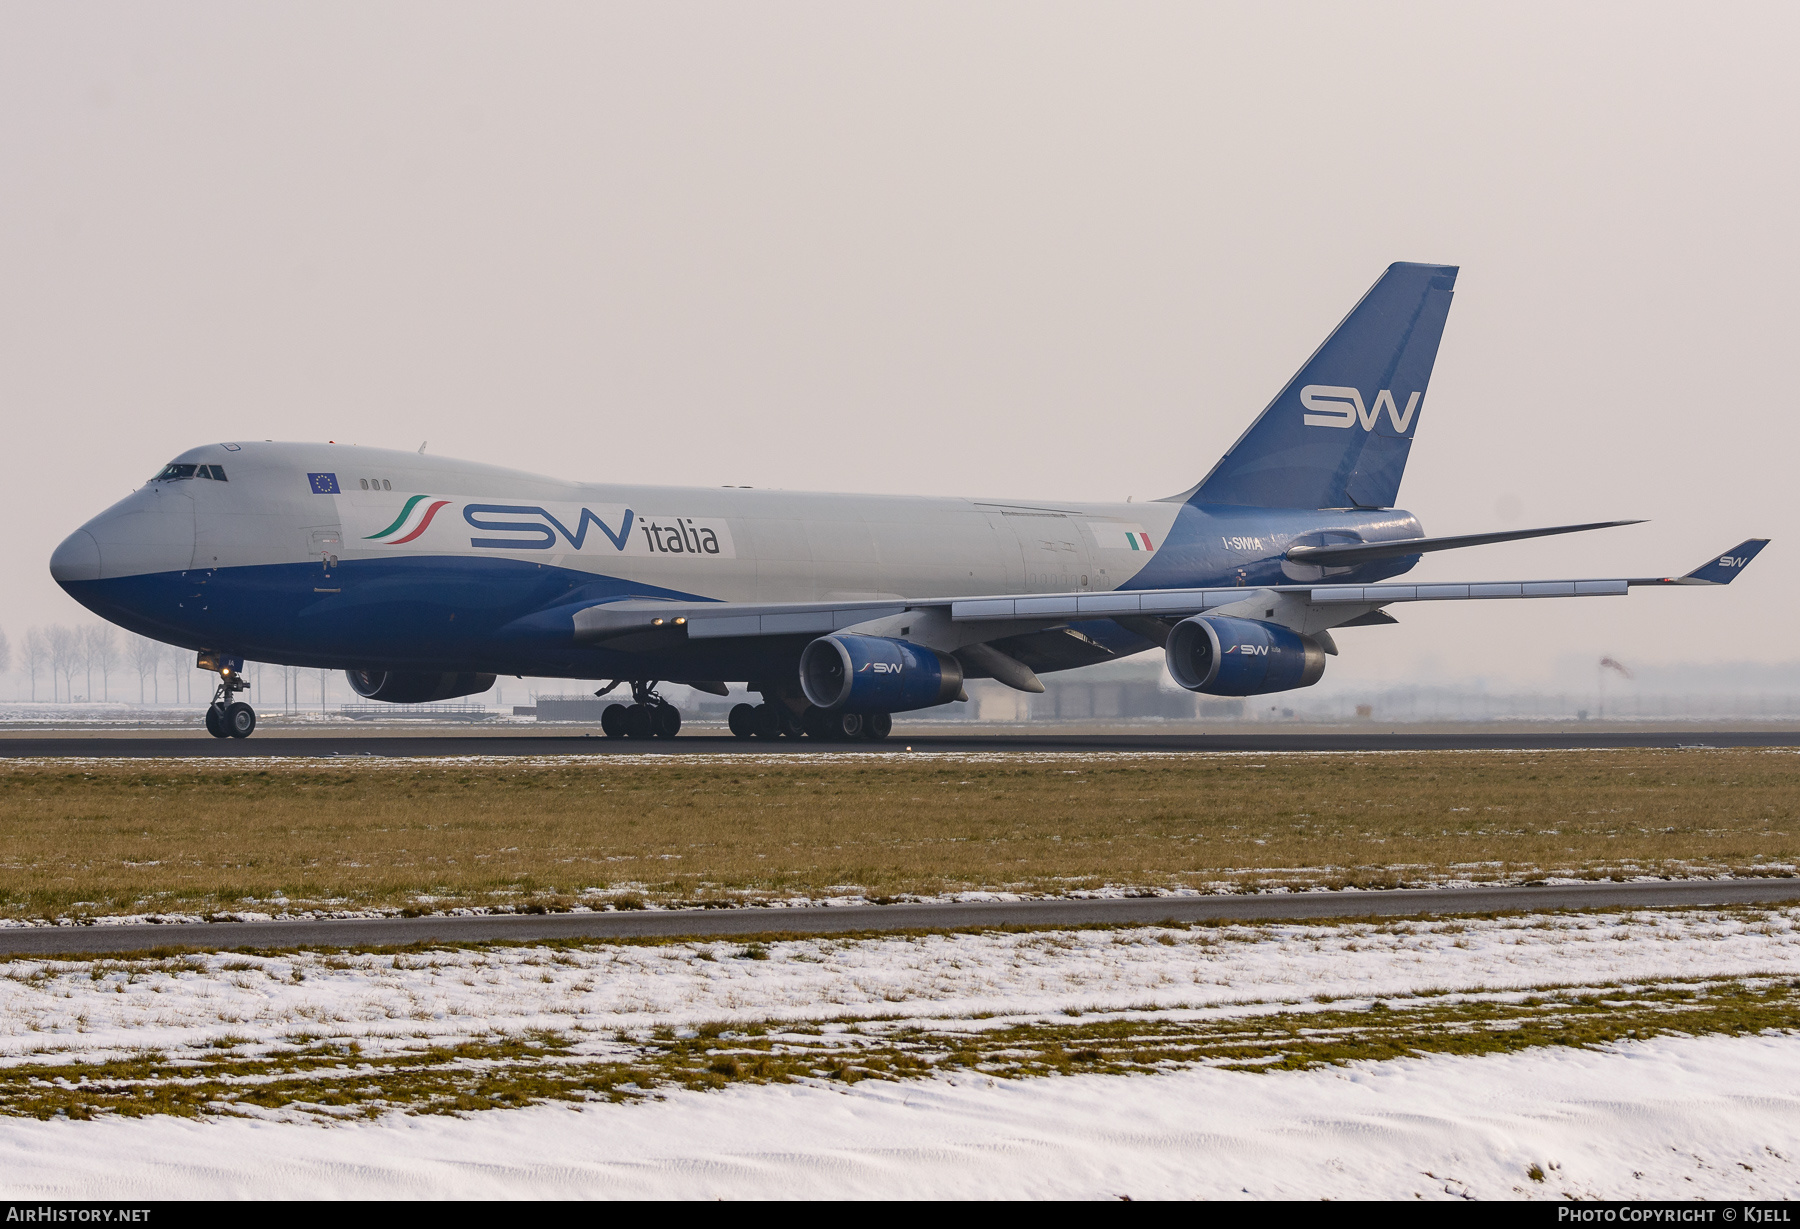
<box><xmin>365</xmin><ymin>495</ymin><xmax>451</xmax><ymax>544</ymax></box>
<box><xmin>1124</xmin><ymin>530</ymin><xmax>1155</xmax><ymax>551</ymax></box>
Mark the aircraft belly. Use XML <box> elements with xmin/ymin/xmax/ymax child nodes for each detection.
<box><xmin>57</xmin><ymin>555</ymin><xmax>782</xmax><ymax>677</ymax></box>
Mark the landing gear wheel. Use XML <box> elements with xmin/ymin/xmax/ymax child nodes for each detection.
<box><xmin>601</xmin><ymin>703</ymin><xmax>628</xmax><ymax>738</ymax></box>
<box><xmin>833</xmin><ymin>712</ymin><xmax>866</xmax><ymax>741</ymax></box>
<box><xmin>606</xmin><ymin>681</ymin><xmax>682</xmax><ymax>740</ymax></box>
<box><xmin>203</xmin><ymin>662</ymin><xmax>254</xmax><ymax>738</ymax></box>
<box><xmin>728</xmin><ymin>703</ymin><xmax>756</xmax><ymax>739</ymax></box>
<box><xmin>862</xmin><ymin>712</ymin><xmax>892</xmax><ymax>741</ymax></box>
<box><xmin>624</xmin><ymin>703</ymin><xmax>653</xmax><ymax>739</ymax></box>
<box><xmin>751</xmin><ymin>703</ymin><xmax>782</xmax><ymax>740</ymax></box>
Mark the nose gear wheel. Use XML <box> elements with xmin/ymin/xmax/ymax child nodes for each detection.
<box><xmin>203</xmin><ymin>668</ymin><xmax>256</xmax><ymax>739</ymax></box>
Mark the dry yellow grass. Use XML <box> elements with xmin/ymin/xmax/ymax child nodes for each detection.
<box><xmin>0</xmin><ymin>749</ymin><xmax>1794</xmax><ymax>918</ymax></box>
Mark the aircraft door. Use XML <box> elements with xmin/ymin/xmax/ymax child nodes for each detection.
<box><xmin>307</xmin><ymin>527</ymin><xmax>343</xmax><ymax>589</ymax></box>
<box><xmin>978</xmin><ymin>513</ymin><xmax>1026</xmax><ymax>593</ymax></box>
<box><xmin>1010</xmin><ymin>513</ymin><xmax>1094</xmax><ymax>592</ymax></box>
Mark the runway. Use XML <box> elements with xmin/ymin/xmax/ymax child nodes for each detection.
<box><xmin>5</xmin><ymin>877</ymin><xmax>1798</xmax><ymax>956</ymax></box>
<box><xmin>3</xmin><ymin>729</ymin><xmax>1798</xmax><ymax>758</ymax></box>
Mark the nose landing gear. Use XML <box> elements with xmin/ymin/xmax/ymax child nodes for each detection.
<box><xmin>204</xmin><ymin>673</ymin><xmax>256</xmax><ymax>739</ymax></box>
<box><xmin>599</xmin><ymin>681</ymin><xmax>682</xmax><ymax>740</ymax></box>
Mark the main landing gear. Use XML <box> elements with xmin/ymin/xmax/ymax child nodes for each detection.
<box><xmin>204</xmin><ymin>673</ymin><xmax>256</xmax><ymax>739</ymax></box>
<box><xmin>600</xmin><ymin>681</ymin><xmax>682</xmax><ymax>740</ymax></box>
<box><xmin>727</xmin><ymin>702</ymin><xmax>891</xmax><ymax>742</ymax></box>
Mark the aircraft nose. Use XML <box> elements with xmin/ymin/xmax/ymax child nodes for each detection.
<box><xmin>49</xmin><ymin>529</ymin><xmax>102</xmax><ymax>584</ymax></box>
<box><xmin>52</xmin><ymin>486</ymin><xmax>196</xmax><ymax>586</ymax></box>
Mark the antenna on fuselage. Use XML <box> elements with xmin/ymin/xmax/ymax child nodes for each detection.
<box><xmin>418</xmin><ymin>441</ymin><xmax>428</xmax><ymax>455</ymax></box>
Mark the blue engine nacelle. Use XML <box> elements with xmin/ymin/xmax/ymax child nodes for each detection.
<box><xmin>799</xmin><ymin>635</ymin><xmax>965</xmax><ymax>713</ymax></box>
<box><xmin>1164</xmin><ymin>616</ymin><xmax>1328</xmax><ymax>696</ymax></box>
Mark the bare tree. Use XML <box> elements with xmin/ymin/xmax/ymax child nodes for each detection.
<box><xmin>85</xmin><ymin>629</ymin><xmax>118</xmax><ymax>705</ymax></box>
<box><xmin>127</xmin><ymin>635</ymin><xmax>162</xmax><ymax>704</ymax></box>
<box><xmin>48</xmin><ymin>625</ymin><xmax>79</xmax><ymax>702</ymax></box>
<box><xmin>23</xmin><ymin>628</ymin><xmax>48</xmax><ymax>702</ymax></box>
<box><xmin>84</xmin><ymin>625</ymin><xmax>118</xmax><ymax>701</ymax></box>
<box><xmin>0</xmin><ymin>625</ymin><xmax>11</xmax><ymax>681</ymax></box>
<box><xmin>165</xmin><ymin>643</ymin><xmax>192</xmax><ymax>705</ymax></box>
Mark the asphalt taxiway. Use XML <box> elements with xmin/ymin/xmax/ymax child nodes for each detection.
<box><xmin>4</xmin><ymin>877</ymin><xmax>1798</xmax><ymax>956</ymax></box>
<box><xmin>2</xmin><ymin>729</ymin><xmax>1798</xmax><ymax>758</ymax></box>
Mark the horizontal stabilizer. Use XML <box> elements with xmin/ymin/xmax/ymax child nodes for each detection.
<box><xmin>1285</xmin><ymin>520</ymin><xmax>1643</xmax><ymax>567</ymax></box>
<box><xmin>1663</xmin><ymin>539</ymin><xmax>1770</xmax><ymax>586</ymax></box>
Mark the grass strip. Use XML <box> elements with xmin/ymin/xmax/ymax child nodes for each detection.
<box><xmin>7</xmin><ymin>975</ymin><xmax>1798</xmax><ymax>1122</ymax></box>
<box><xmin>0</xmin><ymin>749</ymin><xmax>1795</xmax><ymax>918</ymax></box>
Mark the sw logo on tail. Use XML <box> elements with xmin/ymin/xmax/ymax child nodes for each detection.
<box><xmin>1300</xmin><ymin>386</ymin><xmax>1422</xmax><ymax>433</ymax></box>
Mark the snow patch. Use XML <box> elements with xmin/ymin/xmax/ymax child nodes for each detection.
<box><xmin>0</xmin><ymin>1035</ymin><xmax>1796</xmax><ymax>1199</ymax></box>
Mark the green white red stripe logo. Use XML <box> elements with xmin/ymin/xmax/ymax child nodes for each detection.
<box><xmin>1124</xmin><ymin>530</ymin><xmax>1155</xmax><ymax>551</ymax></box>
<box><xmin>365</xmin><ymin>495</ymin><xmax>451</xmax><ymax>544</ymax></box>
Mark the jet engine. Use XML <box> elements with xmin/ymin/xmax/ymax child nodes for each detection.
<box><xmin>345</xmin><ymin>669</ymin><xmax>497</xmax><ymax>704</ymax></box>
<box><xmin>799</xmin><ymin>635</ymin><xmax>964</xmax><ymax>713</ymax></box>
<box><xmin>1164</xmin><ymin>616</ymin><xmax>1327</xmax><ymax>696</ymax></box>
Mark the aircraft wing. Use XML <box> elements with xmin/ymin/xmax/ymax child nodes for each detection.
<box><xmin>571</xmin><ymin>538</ymin><xmax>1770</xmax><ymax>646</ymax></box>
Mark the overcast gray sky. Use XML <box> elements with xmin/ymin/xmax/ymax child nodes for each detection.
<box><xmin>2</xmin><ymin>1</ymin><xmax>1794</xmax><ymax>690</ymax></box>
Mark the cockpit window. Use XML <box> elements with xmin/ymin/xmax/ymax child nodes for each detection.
<box><xmin>151</xmin><ymin>463</ymin><xmax>228</xmax><ymax>482</ymax></box>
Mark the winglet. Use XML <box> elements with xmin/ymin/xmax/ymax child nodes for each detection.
<box><xmin>1671</xmin><ymin>539</ymin><xmax>1770</xmax><ymax>585</ymax></box>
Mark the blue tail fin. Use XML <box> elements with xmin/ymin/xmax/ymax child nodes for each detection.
<box><xmin>1177</xmin><ymin>262</ymin><xmax>1457</xmax><ymax>510</ymax></box>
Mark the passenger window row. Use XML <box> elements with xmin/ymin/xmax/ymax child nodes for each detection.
<box><xmin>359</xmin><ymin>478</ymin><xmax>392</xmax><ymax>490</ymax></box>
<box><xmin>152</xmin><ymin>463</ymin><xmax>228</xmax><ymax>482</ymax></box>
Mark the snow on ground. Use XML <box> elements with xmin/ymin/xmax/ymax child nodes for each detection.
<box><xmin>1</xmin><ymin>1033</ymin><xmax>1797</xmax><ymax>1199</ymax></box>
<box><xmin>4</xmin><ymin>907</ymin><xmax>1800</xmax><ymax>1198</ymax></box>
<box><xmin>1</xmin><ymin>907</ymin><xmax>1797</xmax><ymax>1063</ymax></box>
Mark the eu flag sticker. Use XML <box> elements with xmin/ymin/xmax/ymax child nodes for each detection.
<box><xmin>308</xmin><ymin>472</ymin><xmax>341</xmax><ymax>495</ymax></box>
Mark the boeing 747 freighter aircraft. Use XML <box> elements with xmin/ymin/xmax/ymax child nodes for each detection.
<box><xmin>50</xmin><ymin>263</ymin><xmax>1767</xmax><ymax>739</ymax></box>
